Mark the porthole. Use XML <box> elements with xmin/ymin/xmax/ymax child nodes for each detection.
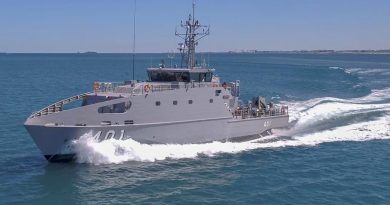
<box><xmin>156</xmin><ymin>101</ymin><xmax>161</xmax><ymax>106</ymax></box>
<box><xmin>209</xmin><ymin>99</ymin><xmax>213</xmax><ymax>103</ymax></box>
<box><xmin>173</xmin><ymin>100</ymin><xmax>178</xmax><ymax>105</ymax></box>
<box><xmin>188</xmin><ymin>100</ymin><xmax>193</xmax><ymax>104</ymax></box>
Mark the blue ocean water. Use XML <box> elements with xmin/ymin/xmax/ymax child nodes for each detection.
<box><xmin>1</xmin><ymin>53</ymin><xmax>390</xmax><ymax>204</ymax></box>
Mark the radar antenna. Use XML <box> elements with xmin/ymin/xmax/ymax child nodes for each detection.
<box><xmin>175</xmin><ymin>0</ymin><xmax>210</xmax><ymax>69</ymax></box>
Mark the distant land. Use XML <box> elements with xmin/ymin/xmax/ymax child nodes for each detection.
<box><xmin>76</xmin><ymin>51</ymin><xmax>99</xmax><ymax>54</ymax></box>
<box><xmin>226</xmin><ymin>49</ymin><xmax>390</xmax><ymax>54</ymax></box>
<box><xmin>1</xmin><ymin>50</ymin><xmax>390</xmax><ymax>54</ymax></box>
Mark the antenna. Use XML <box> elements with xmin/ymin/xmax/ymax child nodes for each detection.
<box><xmin>175</xmin><ymin>0</ymin><xmax>210</xmax><ymax>69</ymax></box>
<box><xmin>132</xmin><ymin>0</ymin><xmax>136</xmax><ymax>80</ymax></box>
<box><xmin>167</xmin><ymin>51</ymin><xmax>175</xmax><ymax>67</ymax></box>
<box><xmin>192</xmin><ymin>0</ymin><xmax>195</xmax><ymax>21</ymax></box>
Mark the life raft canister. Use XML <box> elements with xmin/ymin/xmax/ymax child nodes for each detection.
<box><xmin>144</xmin><ymin>84</ymin><xmax>153</xmax><ymax>93</ymax></box>
<box><xmin>222</xmin><ymin>82</ymin><xmax>228</xmax><ymax>89</ymax></box>
<box><xmin>93</xmin><ymin>82</ymin><xmax>100</xmax><ymax>92</ymax></box>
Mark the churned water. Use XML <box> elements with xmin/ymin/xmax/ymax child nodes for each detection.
<box><xmin>1</xmin><ymin>53</ymin><xmax>390</xmax><ymax>204</ymax></box>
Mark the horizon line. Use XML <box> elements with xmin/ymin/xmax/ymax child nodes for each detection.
<box><xmin>2</xmin><ymin>49</ymin><xmax>390</xmax><ymax>54</ymax></box>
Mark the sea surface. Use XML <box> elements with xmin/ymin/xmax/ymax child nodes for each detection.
<box><xmin>1</xmin><ymin>53</ymin><xmax>390</xmax><ymax>204</ymax></box>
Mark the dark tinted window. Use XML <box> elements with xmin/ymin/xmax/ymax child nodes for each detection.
<box><xmin>148</xmin><ymin>71</ymin><xmax>190</xmax><ymax>82</ymax></box>
<box><xmin>205</xmin><ymin>72</ymin><xmax>213</xmax><ymax>82</ymax></box>
<box><xmin>189</xmin><ymin>72</ymin><xmax>213</xmax><ymax>82</ymax></box>
<box><xmin>98</xmin><ymin>101</ymin><xmax>131</xmax><ymax>113</ymax></box>
<box><xmin>175</xmin><ymin>72</ymin><xmax>190</xmax><ymax>82</ymax></box>
<box><xmin>148</xmin><ymin>70</ymin><xmax>212</xmax><ymax>82</ymax></box>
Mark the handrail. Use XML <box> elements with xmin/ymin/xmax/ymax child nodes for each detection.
<box><xmin>93</xmin><ymin>82</ymin><xmax>127</xmax><ymax>93</ymax></box>
<box><xmin>233</xmin><ymin>105</ymin><xmax>288</xmax><ymax>119</ymax></box>
<box><xmin>29</xmin><ymin>92</ymin><xmax>92</xmax><ymax>118</ymax></box>
<box><xmin>93</xmin><ymin>81</ymin><xmax>222</xmax><ymax>95</ymax></box>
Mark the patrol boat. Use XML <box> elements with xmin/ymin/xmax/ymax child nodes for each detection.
<box><xmin>24</xmin><ymin>3</ymin><xmax>289</xmax><ymax>162</ymax></box>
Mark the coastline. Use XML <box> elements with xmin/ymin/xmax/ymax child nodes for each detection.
<box><xmin>1</xmin><ymin>50</ymin><xmax>390</xmax><ymax>55</ymax></box>
<box><xmin>226</xmin><ymin>50</ymin><xmax>390</xmax><ymax>55</ymax></box>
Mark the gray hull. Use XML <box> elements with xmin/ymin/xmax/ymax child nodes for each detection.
<box><xmin>25</xmin><ymin>115</ymin><xmax>288</xmax><ymax>161</ymax></box>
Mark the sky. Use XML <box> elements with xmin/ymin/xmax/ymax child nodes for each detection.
<box><xmin>0</xmin><ymin>0</ymin><xmax>389</xmax><ymax>53</ymax></box>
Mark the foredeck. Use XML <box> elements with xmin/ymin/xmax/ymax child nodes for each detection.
<box><xmin>29</xmin><ymin>92</ymin><xmax>92</xmax><ymax>118</ymax></box>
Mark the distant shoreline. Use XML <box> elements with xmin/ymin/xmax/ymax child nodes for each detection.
<box><xmin>226</xmin><ymin>50</ymin><xmax>390</xmax><ymax>55</ymax></box>
<box><xmin>1</xmin><ymin>50</ymin><xmax>390</xmax><ymax>55</ymax></box>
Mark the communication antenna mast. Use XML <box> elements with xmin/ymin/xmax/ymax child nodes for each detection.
<box><xmin>167</xmin><ymin>51</ymin><xmax>175</xmax><ymax>67</ymax></box>
<box><xmin>132</xmin><ymin>0</ymin><xmax>137</xmax><ymax>80</ymax></box>
<box><xmin>175</xmin><ymin>0</ymin><xmax>210</xmax><ymax>69</ymax></box>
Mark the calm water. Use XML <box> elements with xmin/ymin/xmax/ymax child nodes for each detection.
<box><xmin>1</xmin><ymin>53</ymin><xmax>390</xmax><ymax>204</ymax></box>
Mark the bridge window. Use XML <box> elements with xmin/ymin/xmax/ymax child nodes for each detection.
<box><xmin>98</xmin><ymin>101</ymin><xmax>131</xmax><ymax>113</ymax></box>
<box><xmin>156</xmin><ymin>101</ymin><xmax>161</xmax><ymax>106</ymax></box>
<box><xmin>147</xmin><ymin>70</ymin><xmax>212</xmax><ymax>82</ymax></box>
<box><xmin>189</xmin><ymin>72</ymin><xmax>212</xmax><ymax>82</ymax></box>
<box><xmin>188</xmin><ymin>100</ymin><xmax>193</xmax><ymax>104</ymax></box>
<box><xmin>148</xmin><ymin>71</ymin><xmax>190</xmax><ymax>82</ymax></box>
<box><xmin>209</xmin><ymin>99</ymin><xmax>213</xmax><ymax>103</ymax></box>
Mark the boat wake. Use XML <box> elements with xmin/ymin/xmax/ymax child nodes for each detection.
<box><xmin>72</xmin><ymin>89</ymin><xmax>390</xmax><ymax>165</ymax></box>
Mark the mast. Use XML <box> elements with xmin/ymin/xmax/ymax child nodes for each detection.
<box><xmin>132</xmin><ymin>0</ymin><xmax>136</xmax><ymax>80</ymax></box>
<box><xmin>175</xmin><ymin>1</ymin><xmax>210</xmax><ymax>69</ymax></box>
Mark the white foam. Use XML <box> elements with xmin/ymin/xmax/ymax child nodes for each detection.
<box><xmin>286</xmin><ymin>88</ymin><xmax>390</xmax><ymax>124</ymax></box>
<box><xmin>330</xmin><ymin>66</ymin><xmax>390</xmax><ymax>78</ymax></box>
<box><xmin>345</xmin><ymin>67</ymin><xmax>390</xmax><ymax>75</ymax></box>
<box><xmin>291</xmin><ymin>115</ymin><xmax>390</xmax><ymax>145</ymax></box>
<box><xmin>358</xmin><ymin>88</ymin><xmax>390</xmax><ymax>102</ymax></box>
<box><xmin>73</xmin><ymin>133</ymin><xmax>264</xmax><ymax>164</ymax></box>
<box><xmin>292</xmin><ymin>101</ymin><xmax>390</xmax><ymax>128</ymax></box>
